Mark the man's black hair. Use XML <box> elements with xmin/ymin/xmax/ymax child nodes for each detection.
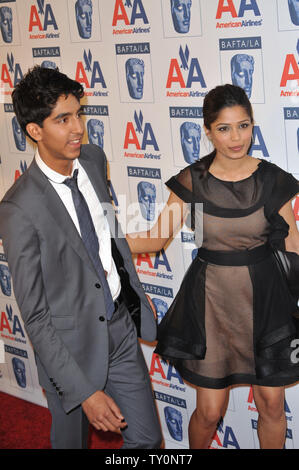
<box><xmin>12</xmin><ymin>66</ymin><xmax>84</xmax><ymax>142</ymax></box>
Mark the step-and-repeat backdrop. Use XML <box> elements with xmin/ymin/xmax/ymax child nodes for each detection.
<box><xmin>0</xmin><ymin>0</ymin><xmax>298</xmax><ymax>449</ymax></box>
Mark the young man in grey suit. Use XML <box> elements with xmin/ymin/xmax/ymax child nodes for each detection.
<box><xmin>0</xmin><ymin>66</ymin><xmax>162</xmax><ymax>449</ymax></box>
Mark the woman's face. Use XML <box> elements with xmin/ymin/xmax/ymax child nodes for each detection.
<box><xmin>205</xmin><ymin>105</ymin><xmax>253</xmax><ymax>162</ymax></box>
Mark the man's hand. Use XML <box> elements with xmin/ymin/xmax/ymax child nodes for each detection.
<box><xmin>82</xmin><ymin>390</ymin><xmax>127</xmax><ymax>433</ymax></box>
<box><xmin>146</xmin><ymin>294</ymin><xmax>157</xmax><ymax>320</ymax></box>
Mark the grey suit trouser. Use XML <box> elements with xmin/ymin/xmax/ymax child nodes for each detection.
<box><xmin>45</xmin><ymin>301</ymin><xmax>162</xmax><ymax>449</ymax></box>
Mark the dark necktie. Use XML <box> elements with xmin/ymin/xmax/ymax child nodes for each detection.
<box><xmin>63</xmin><ymin>169</ymin><xmax>115</xmax><ymax>320</ymax></box>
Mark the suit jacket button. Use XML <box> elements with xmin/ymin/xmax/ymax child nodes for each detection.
<box><xmin>95</xmin><ymin>283</ymin><xmax>101</xmax><ymax>289</ymax></box>
<box><xmin>99</xmin><ymin>316</ymin><xmax>105</xmax><ymax>322</ymax></box>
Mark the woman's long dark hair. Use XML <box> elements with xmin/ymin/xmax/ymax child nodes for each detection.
<box><xmin>196</xmin><ymin>84</ymin><xmax>254</xmax><ymax>178</ymax></box>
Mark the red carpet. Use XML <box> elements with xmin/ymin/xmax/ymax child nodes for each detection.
<box><xmin>0</xmin><ymin>391</ymin><xmax>123</xmax><ymax>449</ymax></box>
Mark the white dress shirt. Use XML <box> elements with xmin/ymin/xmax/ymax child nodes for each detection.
<box><xmin>35</xmin><ymin>151</ymin><xmax>121</xmax><ymax>301</ymax></box>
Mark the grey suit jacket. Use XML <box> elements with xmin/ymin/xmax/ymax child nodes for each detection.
<box><xmin>0</xmin><ymin>144</ymin><xmax>156</xmax><ymax>413</ymax></box>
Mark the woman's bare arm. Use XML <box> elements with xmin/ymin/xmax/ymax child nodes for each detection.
<box><xmin>126</xmin><ymin>191</ymin><xmax>188</xmax><ymax>254</ymax></box>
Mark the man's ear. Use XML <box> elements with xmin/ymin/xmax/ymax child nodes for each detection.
<box><xmin>26</xmin><ymin>123</ymin><xmax>43</xmax><ymax>142</ymax></box>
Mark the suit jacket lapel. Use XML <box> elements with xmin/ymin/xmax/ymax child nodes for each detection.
<box><xmin>79</xmin><ymin>155</ymin><xmax>111</xmax><ymax>205</ymax></box>
<box><xmin>28</xmin><ymin>148</ymin><xmax>127</xmax><ymax>276</ymax></box>
<box><xmin>79</xmin><ymin>152</ymin><xmax>122</xmax><ymax>241</ymax></box>
<box><xmin>28</xmin><ymin>159</ymin><xmax>99</xmax><ymax>277</ymax></box>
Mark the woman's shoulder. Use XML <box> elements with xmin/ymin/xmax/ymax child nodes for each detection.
<box><xmin>260</xmin><ymin>159</ymin><xmax>297</xmax><ymax>180</ymax></box>
<box><xmin>165</xmin><ymin>157</ymin><xmax>211</xmax><ymax>202</ymax></box>
<box><xmin>261</xmin><ymin>160</ymin><xmax>298</xmax><ymax>214</ymax></box>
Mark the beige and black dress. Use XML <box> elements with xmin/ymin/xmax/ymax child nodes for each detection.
<box><xmin>155</xmin><ymin>158</ymin><xmax>299</xmax><ymax>388</ymax></box>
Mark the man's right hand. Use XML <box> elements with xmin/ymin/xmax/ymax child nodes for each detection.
<box><xmin>82</xmin><ymin>390</ymin><xmax>127</xmax><ymax>433</ymax></box>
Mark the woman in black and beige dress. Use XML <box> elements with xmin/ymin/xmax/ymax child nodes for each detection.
<box><xmin>127</xmin><ymin>84</ymin><xmax>299</xmax><ymax>449</ymax></box>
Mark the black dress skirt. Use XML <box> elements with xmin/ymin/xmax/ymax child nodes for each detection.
<box><xmin>155</xmin><ymin>158</ymin><xmax>299</xmax><ymax>389</ymax></box>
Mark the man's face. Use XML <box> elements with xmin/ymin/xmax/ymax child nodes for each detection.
<box><xmin>181</xmin><ymin>123</ymin><xmax>201</xmax><ymax>163</ymax></box>
<box><xmin>0</xmin><ymin>7</ymin><xmax>12</xmax><ymax>43</ymax></box>
<box><xmin>231</xmin><ymin>56</ymin><xmax>254</xmax><ymax>99</ymax></box>
<box><xmin>126</xmin><ymin>60</ymin><xmax>144</xmax><ymax>100</ymax></box>
<box><xmin>30</xmin><ymin>94</ymin><xmax>84</xmax><ymax>175</ymax></box>
<box><xmin>76</xmin><ymin>0</ymin><xmax>92</xmax><ymax>38</ymax></box>
<box><xmin>171</xmin><ymin>0</ymin><xmax>192</xmax><ymax>34</ymax></box>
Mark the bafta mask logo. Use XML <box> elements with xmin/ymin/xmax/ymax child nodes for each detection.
<box><xmin>164</xmin><ymin>406</ymin><xmax>183</xmax><ymax>441</ymax></box>
<box><xmin>75</xmin><ymin>0</ymin><xmax>93</xmax><ymax>39</ymax></box>
<box><xmin>41</xmin><ymin>60</ymin><xmax>57</xmax><ymax>69</ymax></box>
<box><xmin>12</xmin><ymin>116</ymin><xmax>26</xmax><ymax>152</ymax></box>
<box><xmin>231</xmin><ymin>53</ymin><xmax>254</xmax><ymax>99</ymax></box>
<box><xmin>0</xmin><ymin>264</ymin><xmax>11</xmax><ymax>297</ymax></box>
<box><xmin>87</xmin><ymin>119</ymin><xmax>104</xmax><ymax>148</ymax></box>
<box><xmin>170</xmin><ymin>0</ymin><xmax>192</xmax><ymax>34</ymax></box>
<box><xmin>125</xmin><ymin>58</ymin><xmax>144</xmax><ymax>100</ymax></box>
<box><xmin>152</xmin><ymin>298</ymin><xmax>168</xmax><ymax>324</ymax></box>
<box><xmin>180</xmin><ymin>121</ymin><xmax>201</xmax><ymax>163</ymax></box>
<box><xmin>12</xmin><ymin>357</ymin><xmax>27</xmax><ymax>388</ymax></box>
<box><xmin>137</xmin><ymin>181</ymin><xmax>156</xmax><ymax>221</ymax></box>
<box><xmin>0</xmin><ymin>6</ymin><xmax>12</xmax><ymax>43</ymax></box>
<box><xmin>288</xmin><ymin>0</ymin><xmax>299</xmax><ymax>26</ymax></box>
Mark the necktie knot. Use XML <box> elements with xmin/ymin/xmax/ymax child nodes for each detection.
<box><xmin>63</xmin><ymin>169</ymin><xmax>79</xmax><ymax>191</ymax></box>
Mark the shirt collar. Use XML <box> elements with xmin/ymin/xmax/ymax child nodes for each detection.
<box><xmin>35</xmin><ymin>149</ymin><xmax>79</xmax><ymax>183</ymax></box>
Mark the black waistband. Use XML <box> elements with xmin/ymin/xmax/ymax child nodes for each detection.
<box><xmin>197</xmin><ymin>244</ymin><xmax>271</xmax><ymax>266</ymax></box>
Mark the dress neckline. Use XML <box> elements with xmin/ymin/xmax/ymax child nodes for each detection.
<box><xmin>208</xmin><ymin>160</ymin><xmax>263</xmax><ymax>184</ymax></box>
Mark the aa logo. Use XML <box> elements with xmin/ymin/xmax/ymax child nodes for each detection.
<box><xmin>112</xmin><ymin>0</ymin><xmax>149</xmax><ymax>26</ymax></box>
<box><xmin>210</xmin><ymin>418</ymin><xmax>240</xmax><ymax>449</ymax></box>
<box><xmin>248</xmin><ymin>126</ymin><xmax>269</xmax><ymax>157</ymax></box>
<box><xmin>216</xmin><ymin>0</ymin><xmax>261</xmax><ymax>18</ymax></box>
<box><xmin>136</xmin><ymin>249</ymin><xmax>172</xmax><ymax>273</ymax></box>
<box><xmin>1</xmin><ymin>53</ymin><xmax>23</xmax><ymax>89</ymax></box>
<box><xmin>14</xmin><ymin>161</ymin><xmax>27</xmax><ymax>182</ymax></box>
<box><xmin>75</xmin><ymin>50</ymin><xmax>107</xmax><ymax>89</ymax></box>
<box><xmin>149</xmin><ymin>353</ymin><xmax>184</xmax><ymax>385</ymax></box>
<box><xmin>124</xmin><ymin>110</ymin><xmax>159</xmax><ymax>151</ymax></box>
<box><xmin>166</xmin><ymin>45</ymin><xmax>206</xmax><ymax>89</ymax></box>
<box><xmin>0</xmin><ymin>305</ymin><xmax>25</xmax><ymax>338</ymax></box>
<box><xmin>280</xmin><ymin>40</ymin><xmax>299</xmax><ymax>89</ymax></box>
<box><xmin>29</xmin><ymin>0</ymin><xmax>58</xmax><ymax>32</ymax></box>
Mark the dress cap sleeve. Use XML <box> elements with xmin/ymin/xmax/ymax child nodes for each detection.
<box><xmin>165</xmin><ymin>166</ymin><xmax>194</xmax><ymax>203</ymax></box>
<box><xmin>268</xmin><ymin>165</ymin><xmax>298</xmax><ymax>213</ymax></box>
